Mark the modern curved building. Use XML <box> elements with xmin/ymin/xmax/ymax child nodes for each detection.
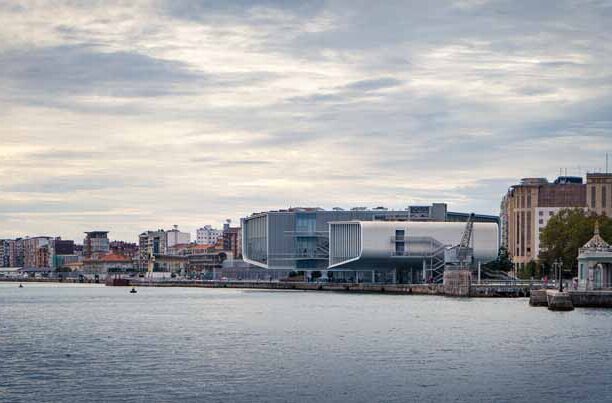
<box><xmin>242</xmin><ymin>204</ymin><xmax>500</xmax><ymax>283</ymax></box>
<box><xmin>328</xmin><ymin>221</ymin><xmax>498</xmax><ymax>283</ymax></box>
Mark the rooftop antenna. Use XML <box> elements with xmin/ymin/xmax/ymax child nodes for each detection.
<box><xmin>564</xmin><ymin>167</ymin><xmax>567</xmax><ymax>176</ymax></box>
<box><xmin>607</xmin><ymin>152</ymin><xmax>609</xmax><ymax>174</ymax></box>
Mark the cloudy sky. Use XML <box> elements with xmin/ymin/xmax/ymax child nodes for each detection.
<box><xmin>1</xmin><ymin>0</ymin><xmax>611</xmax><ymax>242</ymax></box>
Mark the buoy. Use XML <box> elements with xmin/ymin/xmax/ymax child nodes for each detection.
<box><xmin>130</xmin><ymin>287</ymin><xmax>137</xmax><ymax>294</ymax></box>
<box><xmin>19</xmin><ymin>283</ymin><xmax>23</xmax><ymax>288</ymax></box>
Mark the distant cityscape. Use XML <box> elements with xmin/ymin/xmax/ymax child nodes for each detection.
<box><xmin>1</xmin><ymin>171</ymin><xmax>611</xmax><ymax>287</ymax></box>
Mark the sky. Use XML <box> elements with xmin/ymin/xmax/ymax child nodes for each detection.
<box><xmin>1</xmin><ymin>0</ymin><xmax>612</xmax><ymax>243</ymax></box>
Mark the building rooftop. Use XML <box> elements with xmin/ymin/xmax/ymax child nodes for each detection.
<box><xmin>583</xmin><ymin>222</ymin><xmax>610</xmax><ymax>250</ymax></box>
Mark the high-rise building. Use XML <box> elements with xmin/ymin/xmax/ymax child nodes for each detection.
<box><xmin>9</xmin><ymin>238</ymin><xmax>24</xmax><ymax>267</ymax></box>
<box><xmin>23</xmin><ymin>236</ymin><xmax>52</xmax><ymax>268</ymax></box>
<box><xmin>502</xmin><ymin>176</ymin><xmax>587</xmax><ymax>272</ymax></box>
<box><xmin>0</xmin><ymin>239</ymin><xmax>10</xmax><ymax>267</ymax></box>
<box><xmin>197</xmin><ymin>225</ymin><xmax>223</xmax><ymax>245</ymax></box>
<box><xmin>138</xmin><ymin>230</ymin><xmax>168</xmax><ymax>271</ymax></box>
<box><xmin>586</xmin><ymin>173</ymin><xmax>612</xmax><ymax>217</ymax></box>
<box><xmin>83</xmin><ymin>231</ymin><xmax>110</xmax><ymax>258</ymax></box>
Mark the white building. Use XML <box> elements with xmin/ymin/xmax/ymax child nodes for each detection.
<box><xmin>166</xmin><ymin>225</ymin><xmax>191</xmax><ymax>248</ymax></box>
<box><xmin>328</xmin><ymin>221</ymin><xmax>499</xmax><ymax>283</ymax></box>
<box><xmin>578</xmin><ymin>223</ymin><xmax>612</xmax><ymax>290</ymax></box>
<box><xmin>196</xmin><ymin>225</ymin><xmax>223</xmax><ymax>245</ymax></box>
<box><xmin>533</xmin><ymin>207</ymin><xmax>562</xmax><ymax>258</ymax></box>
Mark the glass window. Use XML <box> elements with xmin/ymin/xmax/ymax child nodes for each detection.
<box><xmin>591</xmin><ymin>186</ymin><xmax>596</xmax><ymax>208</ymax></box>
<box><xmin>539</xmin><ymin>211</ymin><xmax>544</xmax><ymax>216</ymax></box>
<box><xmin>395</xmin><ymin>229</ymin><xmax>405</xmax><ymax>241</ymax></box>
<box><xmin>395</xmin><ymin>242</ymin><xmax>405</xmax><ymax>255</ymax></box>
<box><xmin>295</xmin><ymin>213</ymin><xmax>316</xmax><ymax>233</ymax></box>
<box><xmin>603</xmin><ymin>186</ymin><xmax>607</xmax><ymax>208</ymax></box>
<box><xmin>539</xmin><ymin>219</ymin><xmax>543</xmax><ymax>225</ymax></box>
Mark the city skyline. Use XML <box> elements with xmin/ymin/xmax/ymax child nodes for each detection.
<box><xmin>2</xmin><ymin>1</ymin><xmax>612</xmax><ymax>242</ymax></box>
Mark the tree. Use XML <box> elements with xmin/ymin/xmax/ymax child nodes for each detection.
<box><xmin>539</xmin><ymin>208</ymin><xmax>612</xmax><ymax>276</ymax></box>
<box><xmin>483</xmin><ymin>246</ymin><xmax>513</xmax><ymax>272</ymax></box>
<box><xmin>518</xmin><ymin>260</ymin><xmax>540</xmax><ymax>279</ymax></box>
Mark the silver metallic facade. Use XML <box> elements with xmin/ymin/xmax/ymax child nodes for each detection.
<box><xmin>242</xmin><ymin>205</ymin><xmax>500</xmax><ymax>272</ymax></box>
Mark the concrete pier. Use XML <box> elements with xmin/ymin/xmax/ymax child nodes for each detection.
<box><xmin>529</xmin><ymin>289</ymin><xmax>549</xmax><ymax>306</ymax></box>
<box><xmin>443</xmin><ymin>270</ymin><xmax>472</xmax><ymax>297</ymax></box>
<box><xmin>546</xmin><ymin>290</ymin><xmax>574</xmax><ymax>311</ymax></box>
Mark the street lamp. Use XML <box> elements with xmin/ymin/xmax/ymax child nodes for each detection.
<box><xmin>554</xmin><ymin>258</ymin><xmax>564</xmax><ymax>292</ymax></box>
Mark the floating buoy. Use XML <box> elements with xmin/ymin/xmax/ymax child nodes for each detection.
<box><xmin>130</xmin><ymin>287</ymin><xmax>137</xmax><ymax>294</ymax></box>
<box><xmin>19</xmin><ymin>283</ymin><xmax>23</xmax><ymax>288</ymax></box>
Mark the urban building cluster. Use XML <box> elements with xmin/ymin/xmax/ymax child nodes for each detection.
<box><xmin>500</xmin><ymin>173</ymin><xmax>612</xmax><ymax>273</ymax></box>
<box><xmin>2</xmin><ymin>170</ymin><xmax>611</xmax><ymax>287</ymax></box>
<box><xmin>0</xmin><ymin>221</ymin><xmax>243</xmax><ymax>280</ymax></box>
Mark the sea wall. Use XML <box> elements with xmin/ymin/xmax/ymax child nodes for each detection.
<box><xmin>569</xmin><ymin>291</ymin><xmax>612</xmax><ymax>307</ymax></box>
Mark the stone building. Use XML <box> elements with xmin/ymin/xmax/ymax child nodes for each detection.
<box><xmin>502</xmin><ymin>176</ymin><xmax>586</xmax><ymax>272</ymax></box>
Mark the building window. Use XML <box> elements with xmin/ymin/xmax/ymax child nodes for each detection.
<box><xmin>395</xmin><ymin>229</ymin><xmax>405</xmax><ymax>241</ymax></box>
<box><xmin>549</xmin><ymin>211</ymin><xmax>553</xmax><ymax>216</ymax></box>
<box><xmin>296</xmin><ymin>213</ymin><xmax>316</xmax><ymax>233</ymax></box>
<box><xmin>395</xmin><ymin>242</ymin><xmax>405</xmax><ymax>255</ymax></box>
<box><xmin>539</xmin><ymin>211</ymin><xmax>544</xmax><ymax>216</ymax></box>
<box><xmin>527</xmin><ymin>193</ymin><xmax>531</xmax><ymax>208</ymax></box>
<box><xmin>591</xmin><ymin>186</ymin><xmax>596</xmax><ymax>208</ymax></box>
<box><xmin>526</xmin><ymin>211</ymin><xmax>531</xmax><ymax>243</ymax></box>
<box><xmin>603</xmin><ymin>186</ymin><xmax>607</xmax><ymax>208</ymax></box>
<box><xmin>539</xmin><ymin>219</ymin><xmax>543</xmax><ymax>225</ymax></box>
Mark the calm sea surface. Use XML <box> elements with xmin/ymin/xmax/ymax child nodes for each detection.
<box><xmin>1</xmin><ymin>283</ymin><xmax>611</xmax><ymax>402</ymax></box>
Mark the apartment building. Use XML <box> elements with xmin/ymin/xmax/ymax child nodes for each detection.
<box><xmin>502</xmin><ymin>174</ymin><xmax>611</xmax><ymax>271</ymax></box>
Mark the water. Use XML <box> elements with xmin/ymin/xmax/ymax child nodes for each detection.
<box><xmin>1</xmin><ymin>283</ymin><xmax>611</xmax><ymax>402</ymax></box>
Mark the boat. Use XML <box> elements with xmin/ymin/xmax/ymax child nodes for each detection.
<box><xmin>130</xmin><ymin>287</ymin><xmax>137</xmax><ymax>294</ymax></box>
<box><xmin>19</xmin><ymin>283</ymin><xmax>23</xmax><ymax>288</ymax></box>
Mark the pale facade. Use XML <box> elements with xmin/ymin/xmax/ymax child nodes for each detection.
<box><xmin>197</xmin><ymin>225</ymin><xmax>223</xmax><ymax>245</ymax></box>
<box><xmin>533</xmin><ymin>207</ymin><xmax>563</xmax><ymax>257</ymax></box>
<box><xmin>166</xmin><ymin>226</ymin><xmax>191</xmax><ymax>248</ymax></box>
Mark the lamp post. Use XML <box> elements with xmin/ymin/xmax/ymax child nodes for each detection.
<box><xmin>556</xmin><ymin>258</ymin><xmax>564</xmax><ymax>292</ymax></box>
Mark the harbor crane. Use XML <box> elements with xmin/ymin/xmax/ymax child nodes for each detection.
<box><xmin>445</xmin><ymin>213</ymin><xmax>475</xmax><ymax>270</ymax></box>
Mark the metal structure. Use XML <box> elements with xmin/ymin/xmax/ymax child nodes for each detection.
<box><xmin>444</xmin><ymin>213</ymin><xmax>475</xmax><ymax>270</ymax></box>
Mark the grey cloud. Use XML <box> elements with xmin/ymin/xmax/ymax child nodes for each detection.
<box><xmin>191</xmin><ymin>157</ymin><xmax>273</xmax><ymax>166</ymax></box>
<box><xmin>0</xmin><ymin>45</ymin><xmax>200</xmax><ymax>98</ymax></box>
<box><xmin>344</xmin><ymin>78</ymin><xmax>403</xmax><ymax>92</ymax></box>
<box><xmin>2</xmin><ymin>176</ymin><xmax>160</xmax><ymax>194</ymax></box>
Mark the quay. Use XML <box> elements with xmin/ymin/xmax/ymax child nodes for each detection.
<box><xmin>530</xmin><ymin>288</ymin><xmax>612</xmax><ymax>309</ymax></box>
<box><xmin>118</xmin><ymin>278</ymin><xmax>532</xmax><ymax>298</ymax></box>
